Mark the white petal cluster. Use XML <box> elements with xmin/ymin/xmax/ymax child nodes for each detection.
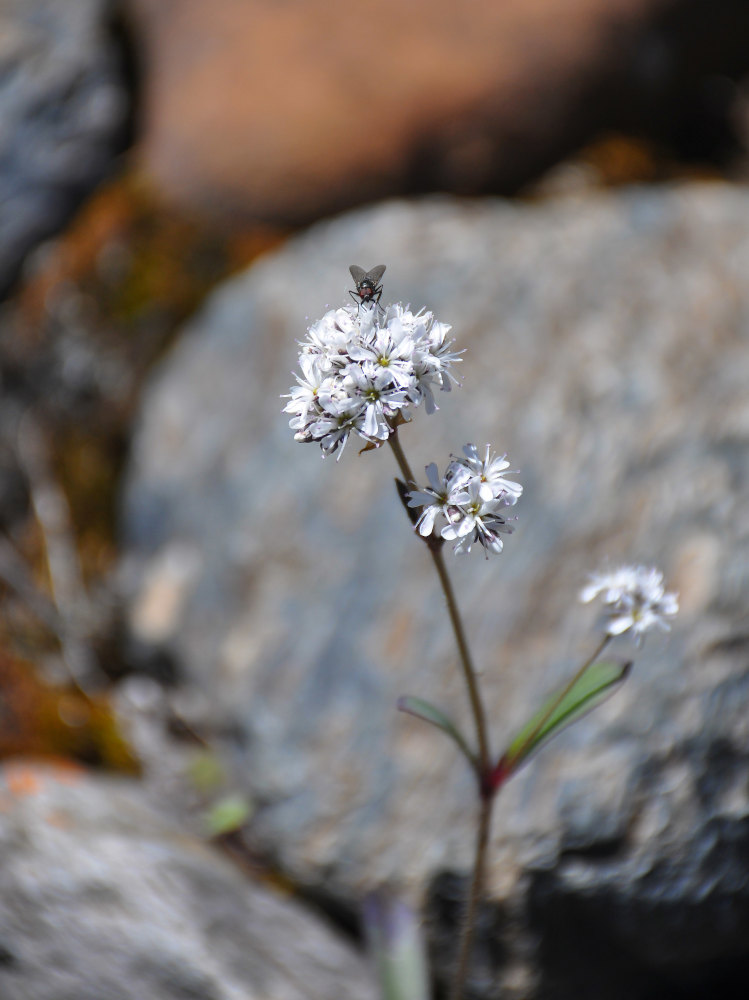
<box><xmin>580</xmin><ymin>565</ymin><xmax>679</xmax><ymax>641</ymax></box>
<box><xmin>407</xmin><ymin>444</ymin><xmax>522</xmax><ymax>556</ymax></box>
<box><xmin>283</xmin><ymin>303</ymin><xmax>461</xmax><ymax>458</ymax></box>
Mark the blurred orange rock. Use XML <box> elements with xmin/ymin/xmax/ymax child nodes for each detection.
<box><xmin>126</xmin><ymin>0</ymin><xmax>691</xmax><ymax>223</ymax></box>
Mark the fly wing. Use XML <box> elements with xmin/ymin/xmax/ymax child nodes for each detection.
<box><xmin>365</xmin><ymin>264</ymin><xmax>386</xmax><ymax>285</ymax></box>
<box><xmin>349</xmin><ymin>264</ymin><xmax>367</xmax><ymax>285</ymax></box>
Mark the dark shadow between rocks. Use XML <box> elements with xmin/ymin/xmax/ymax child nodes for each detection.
<box><xmin>108</xmin><ymin>2</ymin><xmax>143</xmax><ymax>154</ymax></box>
<box><xmin>528</xmin><ymin>856</ymin><xmax>749</xmax><ymax>1000</ymax></box>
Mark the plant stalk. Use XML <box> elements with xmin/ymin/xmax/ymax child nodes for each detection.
<box><xmin>388</xmin><ymin>430</ymin><xmax>494</xmax><ymax>1000</ymax></box>
<box><xmin>387</xmin><ymin>431</ymin><xmax>491</xmax><ymax>775</ymax></box>
<box><xmin>449</xmin><ymin>792</ymin><xmax>493</xmax><ymax>1000</ymax></box>
<box><xmin>429</xmin><ymin>545</ymin><xmax>490</xmax><ymax>775</ymax></box>
<box><xmin>387</xmin><ymin>427</ymin><xmax>418</xmax><ymax>489</ymax></box>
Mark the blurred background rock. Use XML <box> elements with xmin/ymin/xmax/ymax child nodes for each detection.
<box><xmin>2</xmin><ymin>1</ymin><xmax>749</xmax><ymax>998</ymax></box>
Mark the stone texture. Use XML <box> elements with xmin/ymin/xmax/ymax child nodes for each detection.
<box><xmin>0</xmin><ymin>760</ymin><xmax>377</xmax><ymax>1000</ymax></box>
<box><xmin>120</xmin><ymin>185</ymin><xmax>749</xmax><ymax>997</ymax></box>
<box><xmin>127</xmin><ymin>0</ymin><xmax>749</xmax><ymax>223</ymax></box>
<box><xmin>0</xmin><ymin>0</ymin><xmax>129</xmax><ymax>296</ymax></box>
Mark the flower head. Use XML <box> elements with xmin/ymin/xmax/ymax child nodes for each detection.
<box><xmin>283</xmin><ymin>302</ymin><xmax>460</xmax><ymax>458</ymax></box>
<box><xmin>458</xmin><ymin>443</ymin><xmax>523</xmax><ymax>504</ymax></box>
<box><xmin>580</xmin><ymin>565</ymin><xmax>679</xmax><ymax>641</ymax></box>
<box><xmin>407</xmin><ymin>443</ymin><xmax>522</xmax><ymax>556</ymax></box>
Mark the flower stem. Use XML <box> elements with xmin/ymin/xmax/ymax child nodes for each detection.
<box><xmin>388</xmin><ymin>429</ymin><xmax>494</xmax><ymax>1000</ymax></box>
<box><xmin>387</xmin><ymin>427</ymin><xmax>418</xmax><ymax>489</ymax></box>
<box><xmin>449</xmin><ymin>793</ymin><xmax>493</xmax><ymax>1000</ymax></box>
<box><xmin>428</xmin><ymin>524</ymin><xmax>494</xmax><ymax>1000</ymax></box>
<box><xmin>429</xmin><ymin>545</ymin><xmax>490</xmax><ymax>775</ymax></box>
<box><xmin>387</xmin><ymin>431</ymin><xmax>491</xmax><ymax>772</ymax></box>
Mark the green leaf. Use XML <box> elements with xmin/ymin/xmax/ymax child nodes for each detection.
<box><xmin>502</xmin><ymin>660</ymin><xmax>631</xmax><ymax>772</ymax></box>
<box><xmin>204</xmin><ymin>793</ymin><xmax>253</xmax><ymax>837</ymax></box>
<box><xmin>397</xmin><ymin>696</ymin><xmax>476</xmax><ymax>770</ymax></box>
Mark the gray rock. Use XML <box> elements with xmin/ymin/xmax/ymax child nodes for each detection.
<box><xmin>121</xmin><ymin>185</ymin><xmax>749</xmax><ymax>996</ymax></box>
<box><xmin>0</xmin><ymin>0</ymin><xmax>128</xmax><ymax>296</ymax></box>
<box><xmin>0</xmin><ymin>762</ymin><xmax>377</xmax><ymax>1000</ymax></box>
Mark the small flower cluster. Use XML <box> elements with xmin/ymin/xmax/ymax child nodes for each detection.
<box><xmin>408</xmin><ymin>444</ymin><xmax>522</xmax><ymax>556</ymax></box>
<box><xmin>580</xmin><ymin>565</ymin><xmax>679</xmax><ymax>641</ymax></box>
<box><xmin>284</xmin><ymin>303</ymin><xmax>461</xmax><ymax>458</ymax></box>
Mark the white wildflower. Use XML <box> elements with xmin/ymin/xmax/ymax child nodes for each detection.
<box><xmin>407</xmin><ymin>461</ymin><xmax>470</xmax><ymax>537</ymax></box>
<box><xmin>284</xmin><ymin>355</ymin><xmax>338</xmax><ymax>427</ymax></box>
<box><xmin>283</xmin><ymin>301</ymin><xmax>460</xmax><ymax>457</ymax></box>
<box><xmin>342</xmin><ymin>366</ymin><xmax>411</xmax><ymax>441</ymax></box>
<box><xmin>347</xmin><ymin>327</ymin><xmax>416</xmax><ymax>390</ymax></box>
<box><xmin>442</xmin><ymin>479</ymin><xmax>514</xmax><ymax>555</ymax></box>
<box><xmin>407</xmin><ymin>444</ymin><xmax>521</xmax><ymax>556</ymax></box>
<box><xmin>580</xmin><ymin>565</ymin><xmax>679</xmax><ymax>641</ymax></box>
<box><xmin>458</xmin><ymin>443</ymin><xmax>523</xmax><ymax>503</ymax></box>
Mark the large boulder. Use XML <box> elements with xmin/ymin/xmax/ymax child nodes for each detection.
<box><xmin>121</xmin><ymin>185</ymin><xmax>749</xmax><ymax>997</ymax></box>
<box><xmin>0</xmin><ymin>761</ymin><xmax>377</xmax><ymax>1000</ymax></box>
<box><xmin>0</xmin><ymin>0</ymin><xmax>129</xmax><ymax>296</ymax></box>
<box><xmin>126</xmin><ymin>0</ymin><xmax>749</xmax><ymax>223</ymax></box>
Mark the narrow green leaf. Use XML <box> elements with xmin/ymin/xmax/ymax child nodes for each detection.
<box><xmin>503</xmin><ymin>660</ymin><xmax>632</xmax><ymax>771</ymax></box>
<box><xmin>397</xmin><ymin>695</ymin><xmax>476</xmax><ymax>770</ymax></box>
<box><xmin>204</xmin><ymin>793</ymin><xmax>253</xmax><ymax>837</ymax></box>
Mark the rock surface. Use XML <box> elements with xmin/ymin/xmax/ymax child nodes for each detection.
<box><xmin>127</xmin><ymin>0</ymin><xmax>749</xmax><ymax>223</ymax></box>
<box><xmin>121</xmin><ymin>185</ymin><xmax>749</xmax><ymax>997</ymax></box>
<box><xmin>0</xmin><ymin>0</ymin><xmax>129</xmax><ymax>296</ymax></box>
<box><xmin>0</xmin><ymin>760</ymin><xmax>377</xmax><ymax>1000</ymax></box>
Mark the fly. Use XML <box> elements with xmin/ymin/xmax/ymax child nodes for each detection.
<box><xmin>349</xmin><ymin>264</ymin><xmax>386</xmax><ymax>309</ymax></box>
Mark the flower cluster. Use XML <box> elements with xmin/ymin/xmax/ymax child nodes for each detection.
<box><xmin>580</xmin><ymin>565</ymin><xmax>679</xmax><ymax>641</ymax></box>
<box><xmin>283</xmin><ymin>303</ymin><xmax>461</xmax><ymax>457</ymax></box>
<box><xmin>407</xmin><ymin>444</ymin><xmax>522</xmax><ymax>556</ymax></box>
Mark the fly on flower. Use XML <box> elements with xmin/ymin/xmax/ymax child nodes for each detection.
<box><xmin>283</xmin><ymin>301</ymin><xmax>460</xmax><ymax>458</ymax></box>
<box><xmin>349</xmin><ymin>265</ymin><xmax>386</xmax><ymax>308</ymax></box>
